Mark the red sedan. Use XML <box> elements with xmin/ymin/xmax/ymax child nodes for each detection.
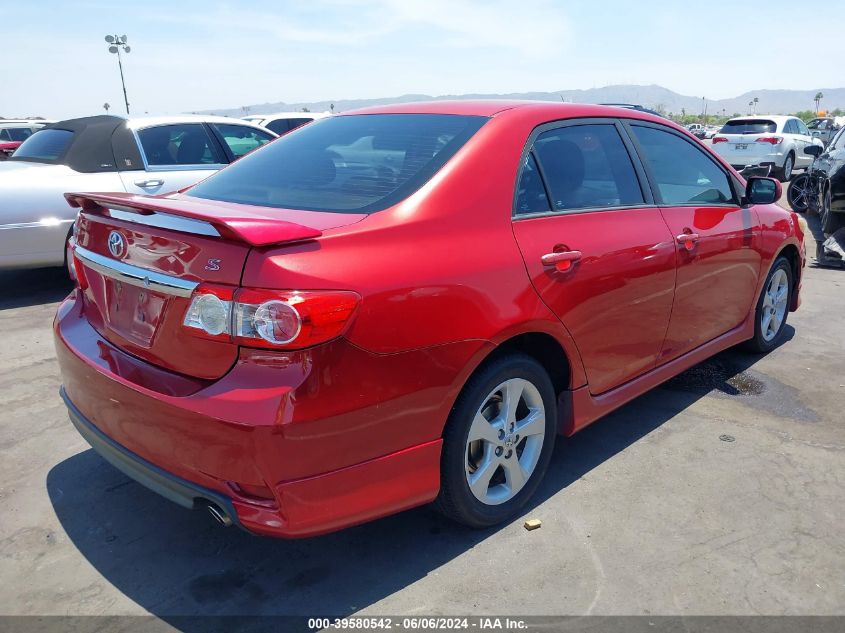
<box><xmin>55</xmin><ymin>101</ymin><xmax>804</xmax><ymax>537</ymax></box>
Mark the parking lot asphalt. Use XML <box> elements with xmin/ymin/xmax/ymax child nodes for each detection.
<box><xmin>1</xmin><ymin>200</ymin><xmax>843</xmax><ymax>621</ymax></box>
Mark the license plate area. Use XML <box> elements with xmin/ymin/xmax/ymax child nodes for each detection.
<box><xmin>105</xmin><ymin>278</ymin><xmax>167</xmax><ymax>347</ymax></box>
<box><xmin>735</xmin><ymin>143</ymin><xmax>749</xmax><ymax>150</ymax></box>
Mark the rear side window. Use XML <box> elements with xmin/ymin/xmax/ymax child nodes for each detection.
<box><xmin>188</xmin><ymin>114</ymin><xmax>487</xmax><ymax>214</ymax></box>
<box><xmin>211</xmin><ymin>123</ymin><xmax>274</xmax><ymax>159</ymax></box>
<box><xmin>10</xmin><ymin>128</ymin><xmax>74</xmax><ymax>161</ymax></box>
<box><xmin>515</xmin><ymin>153</ymin><xmax>551</xmax><ymax>214</ymax></box>
<box><xmin>530</xmin><ymin>124</ymin><xmax>644</xmax><ymax>212</ymax></box>
<box><xmin>630</xmin><ymin>125</ymin><xmax>735</xmax><ymax>205</ymax></box>
<box><xmin>137</xmin><ymin>124</ymin><xmax>221</xmax><ymax>166</ymax></box>
<box><xmin>265</xmin><ymin>119</ymin><xmax>292</xmax><ymax>135</ymax></box>
<box><xmin>795</xmin><ymin>119</ymin><xmax>810</xmax><ymax>136</ymax></box>
<box><xmin>720</xmin><ymin>119</ymin><xmax>776</xmax><ymax>134</ymax></box>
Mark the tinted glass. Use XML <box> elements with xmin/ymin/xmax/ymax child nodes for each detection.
<box><xmin>831</xmin><ymin>128</ymin><xmax>845</xmax><ymax>150</ymax></box>
<box><xmin>286</xmin><ymin>118</ymin><xmax>312</xmax><ymax>130</ymax></box>
<box><xmin>188</xmin><ymin>114</ymin><xmax>487</xmax><ymax>214</ymax></box>
<box><xmin>515</xmin><ymin>153</ymin><xmax>551</xmax><ymax>214</ymax></box>
<box><xmin>266</xmin><ymin>119</ymin><xmax>292</xmax><ymax>135</ymax></box>
<box><xmin>10</xmin><ymin>128</ymin><xmax>74</xmax><ymax>161</ymax></box>
<box><xmin>212</xmin><ymin>123</ymin><xmax>274</xmax><ymax>159</ymax></box>
<box><xmin>631</xmin><ymin>125</ymin><xmax>735</xmax><ymax>205</ymax></box>
<box><xmin>137</xmin><ymin>124</ymin><xmax>220</xmax><ymax>166</ymax></box>
<box><xmin>531</xmin><ymin>124</ymin><xmax>643</xmax><ymax>211</ymax></box>
<box><xmin>720</xmin><ymin>119</ymin><xmax>777</xmax><ymax>134</ymax></box>
<box><xmin>795</xmin><ymin>119</ymin><xmax>810</xmax><ymax>136</ymax></box>
<box><xmin>785</xmin><ymin>120</ymin><xmax>798</xmax><ymax>134</ymax></box>
<box><xmin>1</xmin><ymin>128</ymin><xmax>32</xmax><ymax>141</ymax></box>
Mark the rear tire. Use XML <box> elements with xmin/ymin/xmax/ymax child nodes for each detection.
<box><xmin>434</xmin><ymin>354</ymin><xmax>556</xmax><ymax>528</ymax></box>
<box><xmin>820</xmin><ymin>187</ymin><xmax>840</xmax><ymax>235</ymax></box>
<box><xmin>775</xmin><ymin>153</ymin><xmax>794</xmax><ymax>182</ymax></box>
<box><xmin>744</xmin><ymin>257</ymin><xmax>793</xmax><ymax>354</ymax></box>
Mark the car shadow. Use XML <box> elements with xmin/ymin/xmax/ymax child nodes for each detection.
<box><xmin>0</xmin><ymin>266</ymin><xmax>72</xmax><ymax>310</ymax></box>
<box><xmin>46</xmin><ymin>337</ymin><xmax>794</xmax><ymax>628</ymax></box>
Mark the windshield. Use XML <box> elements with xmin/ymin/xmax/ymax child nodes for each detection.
<box><xmin>807</xmin><ymin>119</ymin><xmax>830</xmax><ymax>130</ymax></box>
<box><xmin>719</xmin><ymin>119</ymin><xmax>777</xmax><ymax>134</ymax></box>
<box><xmin>10</xmin><ymin>128</ymin><xmax>74</xmax><ymax>162</ymax></box>
<box><xmin>1</xmin><ymin>128</ymin><xmax>33</xmax><ymax>142</ymax></box>
<box><xmin>187</xmin><ymin>113</ymin><xmax>487</xmax><ymax>214</ymax></box>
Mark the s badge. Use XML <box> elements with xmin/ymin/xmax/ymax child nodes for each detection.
<box><xmin>205</xmin><ymin>258</ymin><xmax>221</xmax><ymax>271</ymax></box>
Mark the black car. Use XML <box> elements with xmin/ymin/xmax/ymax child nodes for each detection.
<box><xmin>812</xmin><ymin>126</ymin><xmax>845</xmax><ymax>234</ymax></box>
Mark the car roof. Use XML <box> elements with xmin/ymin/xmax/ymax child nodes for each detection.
<box><xmin>726</xmin><ymin>115</ymin><xmax>792</xmax><ymax>122</ymax></box>
<box><xmin>245</xmin><ymin>112</ymin><xmax>331</xmax><ymax>121</ymax></box>
<box><xmin>342</xmin><ymin>100</ymin><xmax>675</xmax><ymax>124</ymax></box>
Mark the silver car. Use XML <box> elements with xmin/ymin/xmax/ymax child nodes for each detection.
<box><xmin>0</xmin><ymin>114</ymin><xmax>276</xmax><ymax>268</ymax></box>
<box><xmin>711</xmin><ymin>115</ymin><xmax>824</xmax><ymax>181</ymax></box>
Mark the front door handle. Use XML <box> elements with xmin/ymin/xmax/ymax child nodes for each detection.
<box><xmin>134</xmin><ymin>179</ymin><xmax>164</xmax><ymax>188</ymax></box>
<box><xmin>676</xmin><ymin>232</ymin><xmax>700</xmax><ymax>250</ymax></box>
<box><xmin>541</xmin><ymin>250</ymin><xmax>582</xmax><ymax>271</ymax></box>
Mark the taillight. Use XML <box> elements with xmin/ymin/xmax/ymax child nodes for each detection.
<box><xmin>66</xmin><ymin>243</ymin><xmax>88</xmax><ymax>290</ymax></box>
<box><xmin>712</xmin><ymin>136</ymin><xmax>729</xmax><ymax>144</ymax></box>
<box><xmin>183</xmin><ymin>285</ymin><xmax>360</xmax><ymax>349</ymax></box>
<box><xmin>756</xmin><ymin>136</ymin><xmax>783</xmax><ymax>145</ymax></box>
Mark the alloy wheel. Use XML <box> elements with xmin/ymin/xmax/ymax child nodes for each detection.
<box><xmin>788</xmin><ymin>175</ymin><xmax>811</xmax><ymax>212</ymax></box>
<box><xmin>783</xmin><ymin>155</ymin><xmax>793</xmax><ymax>181</ymax></box>
<box><xmin>465</xmin><ymin>378</ymin><xmax>545</xmax><ymax>505</ymax></box>
<box><xmin>761</xmin><ymin>268</ymin><xmax>789</xmax><ymax>342</ymax></box>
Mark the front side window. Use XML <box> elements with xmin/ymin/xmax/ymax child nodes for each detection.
<box><xmin>212</xmin><ymin>123</ymin><xmax>274</xmax><ymax>159</ymax></box>
<box><xmin>10</xmin><ymin>128</ymin><xmax>74</xmax><ymax>162</ymax></box>
<box><xmin>631</xmin><ymin>125</ymin><xmax>735</xmax><ymax>205</ymax></box>
<box><xmin>188</xmin><ymin>114</ymin><xmax>487</xmax><ymax>214</ymax></box>
<box><xmin>530</xmin><ymin>124</ymin><xmax>644</xmax><ymax>212</ymax></box>
<box><xmin>137</xmin><ymin>124</ymin><xmax>221</xmax><ymax>166</ymax></box>
<box><xmin>831</xmin><ymin>128</ymin><xmax>845</xmax><ymax>150</ymax></box>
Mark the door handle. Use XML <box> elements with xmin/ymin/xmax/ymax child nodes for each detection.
<box><xmin>676</xmin><ymin>232</ymin><xmax>700</xmax><ymax>250</ymax></box>
<box><xmin>541</xmin><ymin>250</ymin><xmax>582</xmax><ymax>271</ymax></box>
<box><xmin>134</xmin><ymin>179</ymin><xmax>164</xmax><ymax>188</ymax></box>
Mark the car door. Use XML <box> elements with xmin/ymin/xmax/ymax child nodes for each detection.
<box><xmin>208</xmin><ymin>122</ymin><xmax>275</xmax><ymax>161</ymax></box>
<box><xmin>511</xmin><ymin>119</ymin><xmax>677</xmax><ymax>395</ymax></box>
<box><xmin>794</xmin><ymin>118</ymin><xmax>817</xmax><ymax>167</ymax></box>
<box><xmin>119</xmin><ymin>122</ymin><xmax>227</xmax><ymax>195</ymax></box>
<box><xmin>625</xmin><ymin>122</ymin><xmax>762</xmax><ymax>363</ymax></box>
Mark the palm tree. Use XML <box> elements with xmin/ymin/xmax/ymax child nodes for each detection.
<box><xmin>814</xmin><ymin>92</ymin><xmax>824</xmax><ymax>114</ymax></box>
<box><xmin>753</xmin><ymin>97</ymin><xmax>759</xmax><ymax>114</ymax></box>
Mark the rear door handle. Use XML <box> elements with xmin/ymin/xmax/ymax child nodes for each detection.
<box><xmin>676</xmin><ymin>232</ymin><xmax>700</xmax><ymax>250</ymax></box>
<box><xmin>541</xmin><ymin>250</ymin><xmax>582</xmax><ymax>271</ymax></box>
<box><xmin>134</xmin><ymin>179</ymin><xmax>164</xmax><ymax>188</ymax></box>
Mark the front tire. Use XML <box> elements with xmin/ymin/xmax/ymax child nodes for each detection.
<box><xmin>787</xmin><ymin>174</ymin><xmax>812</xmax><ymax>213</ymax></box>
<box><xmin>820</xmin><ymin>187</ymin><xmax>840</xmax><ymax>235</ymax></box>
<box><xmin>434</xmin><ymin>354</ymin><xmax>557</xmax><ymax>528</ymax></box>
<box><xmin>776</xmin><ymin>153</ymin><xmax>794</xmax><ymax>182</ymax></box>
<box><xmin>744</xmin><ymin>257</ymin><xmax>793</xmax><ymax>353</ymax></box>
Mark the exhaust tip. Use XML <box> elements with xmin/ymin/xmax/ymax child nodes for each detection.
<box><xmin>205</xmin><ymin>502</ymin><xmax>233</xmax><ymax>527</ymax></box>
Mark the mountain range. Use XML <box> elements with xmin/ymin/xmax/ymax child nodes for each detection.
<box><xmin>198</xmin><ymin>84</ymin><xmax>845</xmax><ymax>118</ymax></box>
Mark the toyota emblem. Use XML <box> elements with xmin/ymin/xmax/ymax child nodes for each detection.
<box><xmin>107</xmin><ymin>231</ymin><xmax>127</xmax><ymax>258</ymax></box>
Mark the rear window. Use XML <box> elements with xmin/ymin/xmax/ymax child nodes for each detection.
<box><xmin>187</xmin><ymin>114</ymin><xmax>487</xmax><ymax>214</ymax></box>
<box><xmin>0</xmin><ymin>128</ymin><xmax>33</xmax><ymax>142</ymax></box>
<box><xmin>719</xmin><ymin>119</ymin><xmax>777</xmax><ymax>134</ymax></box>
<box><xmin>10</xmin><ymin>128</ymin><xmax>74</xmax><ymax>161</ymax></box>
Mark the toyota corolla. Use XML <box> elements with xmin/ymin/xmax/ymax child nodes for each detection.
<box><xmin>55</xmin><ymin>102</ymin><xmax>804</xmax><ymax>537</ymax></box>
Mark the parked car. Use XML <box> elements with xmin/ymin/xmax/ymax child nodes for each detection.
<box><xmin>0</xmin><ymin>114</ymin><xmax>275</xmax><ymax>268</ymax></box>
<box><xmin>712</xmin><ymin>115</ymin><xmax>824</xmax><ymax>181</ymax></box>
<box><xmin>703</xmin><ymin>125</ymin><xmax>720</xmax><ymax>139</ymax></box>
<box><xmin>806</xmin><ymin>117</ymin><xmax>841</xmax><ymax>146</ymax></box>
<box><xmin>0</xmin><ymin>120</ymin><xmax>50</xmax><ymax>159</ymax></box>
<box><xmin>242</xmin><ymin>111</ymin><xmax>331</xmax><ymax>136</ymax></box>
<box><xmin>809</xmin><ymin>126</ymin><xmax>845</xmax><ymax>234</ymax></box>
<box><xmin>686</xmin><ymin>123</ymin><xmax>706</xmax><ymax>138</ymax></box>
<box><xmin>56</xmin><ymin>101</ymin><xmax>804</xmax><ymax>538</ymax></box>
<box><xmin>599</xmin><ymin>103</ymin><xmax>666</xmax><ymax>118</ymax></box>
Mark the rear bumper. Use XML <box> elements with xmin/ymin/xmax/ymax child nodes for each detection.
<box><xmin>53</xmin><ymin>291</ymin><xmax>472</xmax><ymax>537</ymax></box>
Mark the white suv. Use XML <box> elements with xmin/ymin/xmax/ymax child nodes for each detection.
<box><xmin>711</xmin><ymin>115</ymin><xmax>824</xmax><ymax>181</ymax></box>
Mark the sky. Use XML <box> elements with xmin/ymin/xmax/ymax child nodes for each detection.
<box><xmin>3</xmin><ymin>0</ymin><xmax>843</xmax><ymax>119</ymax></box>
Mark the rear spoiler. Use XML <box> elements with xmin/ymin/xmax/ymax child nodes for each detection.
<box><xmin>65</xmin><ymin>192</ymin><xmax>322</xmax><ymax>247</ymax></box>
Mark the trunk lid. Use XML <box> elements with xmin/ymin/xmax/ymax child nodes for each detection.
<box><xmin>67</xmin><ymin>191</ymin><xmax>363</xmax><ymax>379</ymax></box>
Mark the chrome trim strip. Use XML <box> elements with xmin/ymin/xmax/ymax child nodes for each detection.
<box><xmin>106</xmin><ymin>208</ymin><xmax>221</xmax><ymax>237</ymax></box>
<box><xmin>75</xmin><ymin>246</ymin><xmax>198</xmax><ymax>298</ymax></box>
<box><xmin>0</xmin><ymin>219</ymin><xmax>75</xmax><ymax>230</ymax></box>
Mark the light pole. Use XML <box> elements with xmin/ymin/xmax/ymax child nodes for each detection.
<box><xmin>105</xmin><ymin>34</ymin><xmax>131</xmax><ymax>115</ymax></box>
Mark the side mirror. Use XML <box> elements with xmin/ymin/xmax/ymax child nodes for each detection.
<box><xmin>745</xmin><ymin>177</ymin><xmax>781</xmax><ymax>205</ymax></box>
<box><xmin>804</xmin><ymin>144</ymin><xmax>823</xmax><ymax>157</ymax></box>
